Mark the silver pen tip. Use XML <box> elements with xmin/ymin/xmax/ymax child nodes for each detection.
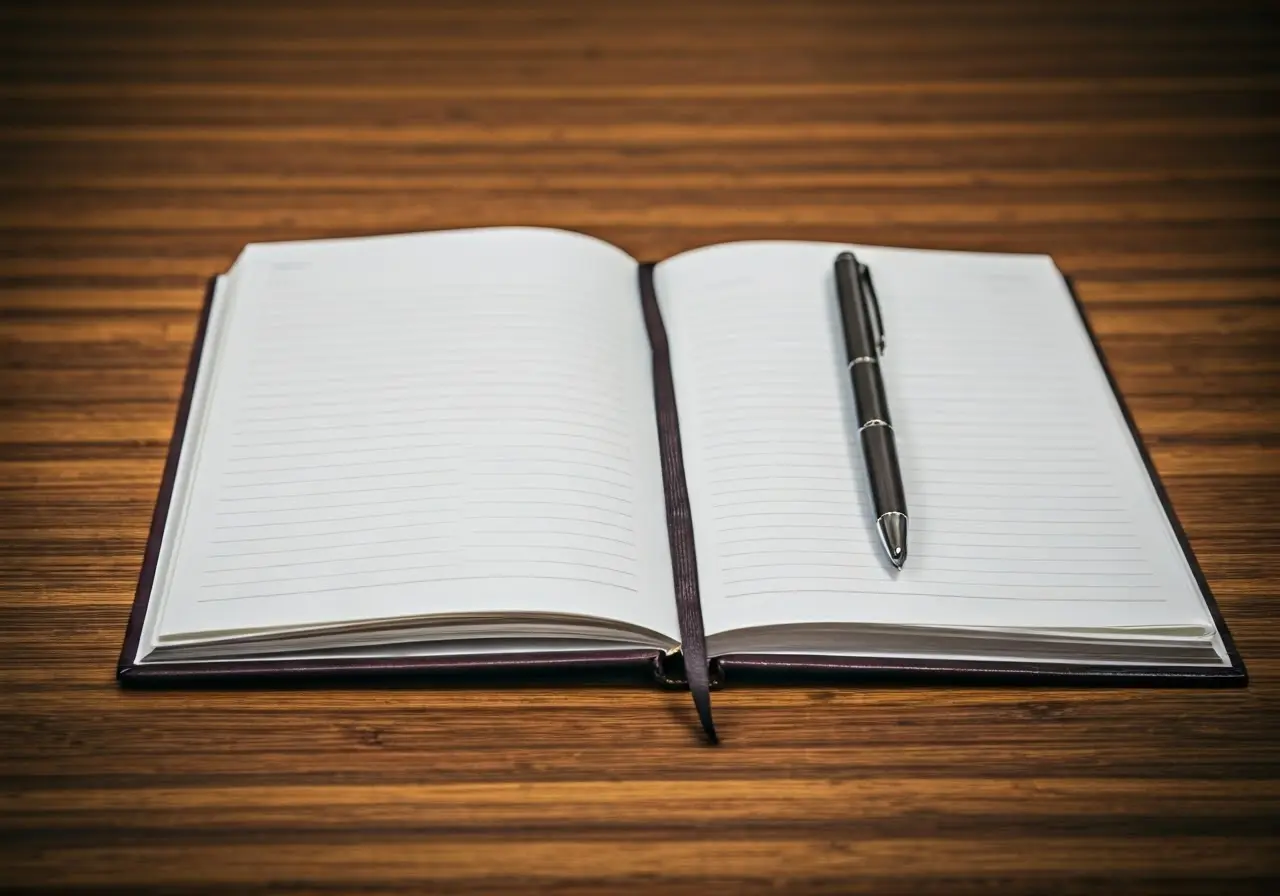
<box><xmin>878</xmin><ymin>512</ymin><xmax>908</xmax><ymax>569</ymax></box>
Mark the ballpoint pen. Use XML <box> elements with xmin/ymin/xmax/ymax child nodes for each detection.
<box><xmin>833</xmin><ymin>252</ymin><xmax>909</xmax><ymax>568</ymax></box>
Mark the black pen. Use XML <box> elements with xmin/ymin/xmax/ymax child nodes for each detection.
<box><xmin>834</xmin><ymin>252</ymin><xmax>908</xmax><ymax>568</ymax></box>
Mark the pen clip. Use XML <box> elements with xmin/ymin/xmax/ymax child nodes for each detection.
<box><xmin>857</xmin><ymin>262</ymin><xmax>886</xmax><ymax>355</ymax></box>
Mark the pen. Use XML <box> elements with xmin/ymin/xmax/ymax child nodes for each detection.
<box><xmin>833</xmin><ymin>252</ymin><xmax>909</xmax><ymax>568</ymax></box>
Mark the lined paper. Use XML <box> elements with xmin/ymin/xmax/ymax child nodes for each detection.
<box><xmin>655</xmin><ymin>242</ymin><xmax>1215</xmax><ymax>641</ymax></box>
<box><xmin>153</xmin><ymin>228</ymin><xmax>678</xmax><ymax>645</ymax></box>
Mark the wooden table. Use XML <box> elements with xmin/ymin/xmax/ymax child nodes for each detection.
<box><xmin>2</xmin><ymin>0</ymin><xmax>1277</xmax><ymax>891</ymax></box>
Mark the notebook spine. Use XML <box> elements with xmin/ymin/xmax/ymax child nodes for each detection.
<box><xmin>651</xmin><ymin>649</ymin><xmax>725</xmax><ymax>690</ymax></box>
<box><xmin>651</xmin><ymin>649</ymin><xmax>686</xmax><ymax>687</ymax></box>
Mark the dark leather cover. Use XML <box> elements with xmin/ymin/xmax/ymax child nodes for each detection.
<box><xmin>116</xmin><ymin>278</ymin><xmax>666</xmax><ymax>687</ymax></box>
<box><xmin>712</xmin><ymin>273</ymin><xmax>1247</xmax><ymax>687</ymax></box>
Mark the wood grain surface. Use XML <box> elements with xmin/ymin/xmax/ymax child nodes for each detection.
<box><xmin>1</xmin><ymin>0</ymin><xmax>1278</xmax><ymax>892</ymax></box>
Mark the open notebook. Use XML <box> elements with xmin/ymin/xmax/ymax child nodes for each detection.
<box><xmin>118</xmin><ymin>228</ymin><xmax>1244</xmax><ymax>735</ymax></box>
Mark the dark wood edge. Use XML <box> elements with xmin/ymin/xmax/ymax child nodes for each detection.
<box><xmin>714</xmin><ymin>268</ymin><xmax>1247</xmax><ymax>688</ymax></box>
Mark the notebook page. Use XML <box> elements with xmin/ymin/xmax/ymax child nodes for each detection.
<box><xmin>655</xmin><ymin>242</ymin><xmax>1214</xmax><ymax>640</ymax></box>
<box><xmin>153</xmin><ymin>228</ymin><xmax>678</xmax><ymax>645</ymax></box>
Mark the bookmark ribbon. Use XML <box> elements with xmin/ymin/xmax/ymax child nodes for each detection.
<box><xmin>638</xmin><ymin>263</ymin><xmax>717</xmax><ymax>744</ymax></box>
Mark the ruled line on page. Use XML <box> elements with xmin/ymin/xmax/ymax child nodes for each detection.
<box><xmin>468</xmin><ymin>484</ymin><xmax>633</xmax><ymax>505</ymax></box>
<box><xmin>720</xmin><ymin>589</ymin><xmax>1164</xmax><ymax>604</ymax></box>
<box><xmin>718</xmin><ymin>545</ymin><xmax>1144</xmax><ymax>559</ymax></box>
<box><xmin>200</xmin><ymin>559</ymin><xmax>459</xmax><ymax>589</ymax></box>
<box><xmin>466</xmin><ymin>526</ymin><xmax>637</xmax><ymax>547</ymax></box>
<box><xmin>707</xmin><ymin>484</ymin><xmax>863</xmax><ymax>497</ymax></box>
<box><xmin>201</xmin><ymin>556</ymin><xmax>638</xmax><ymax>592</ymax></box>
<box><xmin>467</xmin><ymin>514</ymin><xmax>636</xmax><ymax>534</ymax></box>
<box><xmin>241</xmin><ymin>324</ymin><xmax>635</xmax><ymax>351</ymax></box>
<box><xmin>219</xmin><ymin>456</ymin><xmax>634</xmax><ymax>482</ymax></box>
<box><xmin>239</xmin><ymin>388</ymin><xmax>628</xmax><ymax>416</ymax></box>
<box><xmin>208</xmin><ymin>520</ymin><xmax>461</xmax><ymax>545</ymax></box>
<box><xmin>205</xmin><ymin>548</ymin><xmax>449</xmax><ymax>575</ymax></box>
<box><xmin>212</xmin><ymin>508</ymin><xmax>461</xmax><ymax>532</ymax></box>
<box><xmin>233</xmin><ymin>406</ymin><xmax>634</xmax><ymax>435</ymax></box>
<box><xmin>205</xmin><ymin>533</ymin><xmax>455</xmax><ymax>560</ymax></box>
<box><xmin>719</xmin><ymin>574</ymin><xmax>1161</xmax><ymax>590</ymax></box>
<box><xmin>702</xmin><ymin>461</ymin><xmax>868</xmax><ymax>480</ymax></box>
<box><xmin>224</xmin><ymin>441</ymin><xmax>462</xmax><ymax>463</ymax></box>
<box><xmin>709</xmin><ymin>497</ymin><xmax>866</xmax><ymax>512</ymax></box>
<box><xmin>218</xmin><ymin>458</ymin><xmax>459</xmax><ymax>477</ymax></box>
<box><xmin>197</xmin><ymin>574</ymin><xmax>641</xmax><ymax>603</ymax></box>
<box><xmin>241</xmin><ymin>382</ymin><xmax>628</xmax><ymax>413</ymax></box>
<box><xmin>216</xmin><ymin>482</ymin><xmax>457</xmax><ymax>504</ymax></box>
<box><xmin>718</xmin><ymin>557</ymin><xmax>1152</xmax><ymax>574</ymax></box>
<box><xmin>242</xmin><ymin>321</ymin><xmax>633</xmax><ymax>349</ymax></box>
<box><xmin>465</xmin><ymin>497</ymin><xmax>634</xmax><ymax>515</ymax></box>
<box><xmin>222</xmin><ymin>440</ymin><xmax>628</xmax><ymax>466</ymax></box>
<box><xmin>242</xmin><ymin>352</ymin><xmax>627</xmax><ymax>380</ymax></box>
<box><xmin>239</xmin><ymin>369</ymin><xmax>631</xmax><ymax>396</ymax></box>
<box><xmin>462</xmin><ymin>542</ymin><xmax>638</xmax><ymax>563</ymax></box>
<box><xmin>215</xmin><ymin>495</ymin><xmax>455</xmax><ymax>516</ymax></box>
<box><xmin>253</xmin><ymin>305</ymin><xmax>631</xmax><ymax>332</ymax></box>
<box><xmin>229</xmin><ymin>419</ymin><xmax>635</xmax><ymax>449</ymax></box>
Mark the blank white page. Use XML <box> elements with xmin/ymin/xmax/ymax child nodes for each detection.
<box><xmin>152</xmin><ymin>228</ymin><xmax>678</xmax><ymax>645</ymax></box>
<box><xmin>655</xmin><ymin>241</ymin><xmax>1214</xmax><ymax>640</ymax></box>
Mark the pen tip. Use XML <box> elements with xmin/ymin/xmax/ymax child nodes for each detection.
<box><xmin>878</xmin><ymin>513</ymin><xmax>908</xmax><ymax>570</ymax></box>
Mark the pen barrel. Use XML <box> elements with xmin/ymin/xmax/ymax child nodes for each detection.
<box><xmin>851</xmin><ymin>360</ymin><xmax>892</xmax><ymax>427</ymax></box>
<box><xmin>859</xmin><ymin>424</ymin><xmax>907</xmax><ymax>517</ymax></box>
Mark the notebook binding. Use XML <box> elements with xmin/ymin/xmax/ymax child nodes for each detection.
<box><xmin>651</xmin><ymin>649</ymin><xmax>725</xmax><ymax>690</ymax></box>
